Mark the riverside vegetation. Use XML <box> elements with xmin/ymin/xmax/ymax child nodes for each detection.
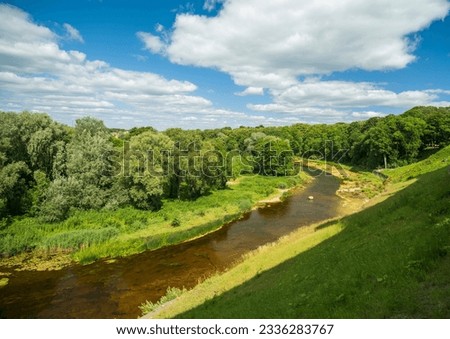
<box><xmin>0</xmin><ymin>174</ymin><xmax>303</xmax><ymax>266</ymax></box>
<box><xmin>0</xmin><ymin>106</ymin><xmax>449</xmax><ymax>269</ymax></box>
<box><xmin>144</xmin><ymin>145</ymin><xmax>450</xmax><ymax>319</ymax></box>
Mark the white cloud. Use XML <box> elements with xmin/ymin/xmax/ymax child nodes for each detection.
<box><xmin>2</xmin><ymin>3</ymin><xmax>450</xmax><ymax>129</ymax></box>
<box><xmin>267</xmin><ymin>80</ymin><xmax>440</xmax><ymax>109</ymax></box>
<box><xmin>235</xmin><ymin>87</ymin><xmax>264</xmax><ymax>96</ymax></box>
<box><xmin>137</xmin><ymin>31</ymin><xmax>165</xmax><ymax>54</ymax></box>
<box><xmin>351</xmin><ymin>111</ymin><xmax>386</xmax><ymax>119</ymax></box>
<box><xmin>0</xmin><ymin>4</ymin><xmax>262</xmax><ymax>129</ymax></box>
<box><xmin>248</xmin><ymin>80</ymin><xmax>450</xmax><ymax>117</ymax></box>
<box><xmin>203</xmin><ymin>0</ymin><xmax>224</xmax><ymax>12</ymax></box>
<box><xmin>63</xmin><ymin>23</ymin><xmax>84</xmax><ymax>43</ymax></box>
<box><xmin>0</xmin><ymin>4</ymin><xmax>54</xmax><ymax>43</ymax></box>
<box><xmin>161</xmin><ymin>0</ymin><xmax>449</xmax><ymax>89</ymax></box>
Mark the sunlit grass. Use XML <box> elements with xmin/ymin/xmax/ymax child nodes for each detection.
<box><xmin>146</xmin><ymin>220</ymin><xmax>344</xmax><ymax>318</ymax></box>
<box><xmin>139</xmin><ymin>287</ymin><xmax>187</xmax><ymax>315</ymax></box>
<box><xmin>0</xmin><ymin>174</ymin><xmax>306</xmax><ymax>264</ymax></box>
<box><xmin>148</xmin><ymin>166</ymin><xmax>450</xmax><ymax>319</ymax></box>
<box><xmin>384</xmin><ymin>145</ymin><xmax>450</xmax><ymax>182</ymax></box>
<box><xmin>0</xmin><ymin>277</ymin><xmax>9</xmax><ymax>288</ymax></box>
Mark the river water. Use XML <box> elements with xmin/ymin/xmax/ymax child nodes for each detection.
<box><xmin>0</xmin><ymin>173</ymin><xmax>340</xmax><ymax>318</ymax></box>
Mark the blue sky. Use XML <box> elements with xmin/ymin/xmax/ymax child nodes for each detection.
<box><xmin>0</xmin><ymin>0</ymin><xmax>449</xmax><ymax>129</ymax></box>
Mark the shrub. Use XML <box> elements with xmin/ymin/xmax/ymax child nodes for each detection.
<box><xmin>171</xmin><ymin>218</ymin><xmax>181</xmax><ymax>227</ymax></box>
<box><xmin>238</xmin><ymin>199</ymin><xmax>252</xmax><ymax>212</ymax></box>
<box><xmin>278</xmin><ymin>182</ymin><xmax>287</xmax><ymax>189</ymax></box>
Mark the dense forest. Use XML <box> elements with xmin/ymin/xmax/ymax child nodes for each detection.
<box><xmin>0</xmin><ymin>106</ymin><xmax>449</xmax><ymax>225</ymax></box>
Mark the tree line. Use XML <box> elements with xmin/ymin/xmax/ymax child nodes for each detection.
<box><xmin>0</xmin><ymin>106</ymin><xmax>449</xmax><ymax>223</ymax></box>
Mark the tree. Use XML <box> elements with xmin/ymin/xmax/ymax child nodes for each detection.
<box><xmin>0</xmin><ymin>162</ymin><xmax>31</xmax><ymax>217</ymax></box>
<box><xmin>393</xmin><ymin>116</ymin><xmax>426</xmax><ymax>164</ymax></box>
<box><xmin>252</xmin><ymin>136</ymin><xmax>294</xmax><ymax>176</ymax></box>
<box><xmin>123</xmin><ymin>131</ymin><xmax>174</xmax><ymax>209</ymax></box>
<box><xmin>39</xmin><ymin>177</ymin><xmax>85</xmax><ymax>222</ymax></box>
<box><xmin>39</xmin><ymin>117</ymin><xmax>118</xmax><ymax>220</ymax></box>
<box><xmin>29</xmin><ymin>170</ymin><xmax>50</xmax><ymax>216</ymax></box>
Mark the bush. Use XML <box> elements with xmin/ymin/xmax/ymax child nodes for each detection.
<box><xmin>171</xmin><ymin>218</ymin><xmax>181</xmax><ymax>227</ymax></box>
<box><xmin>238</xmin><ymin>199</ymin><xmax>252</xmax><ymax>212</ymax></box>
<box><xmin>278</xmin><ymin>182</ymin><xmax>287</xmax><ymax>189</ymax></box>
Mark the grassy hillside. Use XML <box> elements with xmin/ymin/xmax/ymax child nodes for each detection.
<box><xmin>384</xmin><ymin>146</ymin><xmax>450</xmax><ymax>182</ymax></box>
<box><xmin>150</xmin><ymin>149</ymin><xmax>450</xmax><ymax>318</ymax></box>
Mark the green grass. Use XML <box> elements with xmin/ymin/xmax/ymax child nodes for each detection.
<box><xmin>0</xmin><ymin>277</ymin><xmax>8</xmax><ymax>288</ymax></box>
<box><xmin>384</xmin><ymin>145</ymin><xmax>450</xmax><ymax>182</ymax></box>
<box><xmin>150</xmin><ymin>161</ymin><xmax>450</xmax><ymax>318</ymax></box>
<box><xmin>139</xmin><ymin>287</ymin><xmax>186</xmax><ymax>315</ymax></box>
<box><xmin>0</xmin><ymin>174</ymin><xmax>305</xmax><ymax>265</ymax></box>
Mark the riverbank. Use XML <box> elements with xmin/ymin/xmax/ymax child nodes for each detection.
<box><xmin>142</xmin><ymin>164</ymin><xmax>385</xmax><ymax>318</ymax></box>
<box><xmin>0</xmin><ymin>173</ymin><xmax>308</xmax><ymax>271</ymax></box>
<box><xmin>144</xmin><ymin>162</ymin><xmax>449</xmax><ymax>318</ymax></box>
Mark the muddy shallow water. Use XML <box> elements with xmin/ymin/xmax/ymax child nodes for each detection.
<box><xmin>0</xmin><ymin>172</ymin><xmax>340</xmax><ymax>318</ymax></box>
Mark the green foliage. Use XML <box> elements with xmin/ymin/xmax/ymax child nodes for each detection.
<box><xmin>251</xmin><ymin>135</ymin><xmax>295</xmax><ymax>176</ymax></box>
<box><xmin>164</xmin><ymin>133</ymin><xmax>228</xmax><ymax>200</ymax></box>
<box><xmin>29</xmin><ymin>170</ymin><xmax>50</xmax><ymax>216</ymax></box>
<box><xmin>139</xmin><ymin>287</ymin><xmax>186</xmax><ymax>315</ymax></box>
<box><xmin>122</xmin><ymin>130</ymin><xmax>173</xmax><ymax>210</ymax></box>
<box><xmin>0</xmin><ymin>172</ymin><xmax>303</xmax><ymax>261</ymax></box>
<box><xmin>73</xmin><ymin>116</ymin><xmax>109</xmax><ymax>138</ymax></box>
<box><xmin>41</xmin><ymin>227</ymin><xmax>119</xmax><ymax>251</ymax></box>
<box><xmin>404</xmin><ymin>106</ymin><xmax>450</xmax><ymax>147</ymax></box>
<box><xmin>1</xmin><ymin>108</ymin><xmax>450</xmax><ymax>264</ymax></box>
<box><xmin>171</xmin><ymin>218</ymin><xmax>181</xmax><ymax>227</ymax></box>
<box><xmin>277</xmin><ymin>182</ymin><xmax>287</xmax><ymax>189</ymax></box>
<box><xmin>0</xmin><ymin>112</ymin><xmax>68</xmax><ymax>178</ymax></box>
<box><xmin>0</xmin><ymin>161</ymin><xmax>31</xmax><ymax>217</ymax></box>
<box><xmin>39</xmin><ymin>177</ymin><xmax>104</xmax><ymax>222</ymax></box>
<box><xmin>238</xmin><ymin>199</ymin><xmax>252</xmax><ymax>212</ymax></box>
<box><xmin>0</xmin><ymin>218</ymin><xmax>43</xmax><ymax>256</ymax></box>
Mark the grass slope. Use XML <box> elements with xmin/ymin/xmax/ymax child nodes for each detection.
<box><xmin>153</xmin><ymin>149</ymin><xmax>450</xmax><ymax>319</ymax></box>
<box><xmin>384</xmin><ymin>145</ymin><xmax>450</xmax><ymax>182</ymax></box>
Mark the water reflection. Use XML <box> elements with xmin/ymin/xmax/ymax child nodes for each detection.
<box><xmin>0</xmin><ymin>173</ymin><xmax>340</xmax><ymax>318</ymax></box>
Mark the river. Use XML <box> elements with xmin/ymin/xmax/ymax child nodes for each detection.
<box><xmin>0</xmin><ymin>172</ymin><xmax>340</xmax><ymax>318</ymax></box>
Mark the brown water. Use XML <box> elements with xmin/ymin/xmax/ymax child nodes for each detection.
<box><xmin>0</xmin><ymin>173</ymin><xmax>340</xmax><ymax>319</ymax></box>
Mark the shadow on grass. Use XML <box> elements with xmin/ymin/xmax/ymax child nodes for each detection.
<box><xmin>175</xmin><ymin>167</ymin><xmax>450</xmax><ymax>319</ymax></box>
<box><xmin>314</xmin><ymin>219</ymin><xmax>339</xmax><ymax>231</ymax></box>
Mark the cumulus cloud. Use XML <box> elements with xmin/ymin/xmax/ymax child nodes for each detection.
<box><xmin>2</xmin><ymin>3</ymin><xmax>450</xmax><ymax>129</ymax></box>
<box><xmin>0</xmin><ymin>4</ymin><xmax>263</xmax><ymax>129</ymax></box>
<box><xmin>0</xmin><ymin>4</ymin><xmax>54</xmax><ymax>43</ymax></box>
<box><xmin>268</xmin><ymin>81</ymin><xmax>441</xmax><ymax>108</ymax></box>
<box><xmin>161</xmin><ymin>0</ymin><xmax>449</xmax><ymax>88</ymax></box>
<box><xmin>203</xmin><ymin>0</ymin><xmax>224</xmax><ymax>12</ymax></box>
<box><xmin>235</xmin><ymin>87</ymin><xmax>264</xmax><ymax>96</ymax></box>
<box><xmin>137</xmin><ymin>0</ymin><xmax>450</xmax><ymax>124</ymax></box>
<box><xmin>63</xmin><ymin>23</ymin><xmax>84</xmax><ymax>43</ymax></box>
<box><xmin>137</xmin><ymin>31</ymin><xmax>165</xmax><ymax>54</ymax></box>
<box><xmin>248</xmin><ymin>80</ymin><xmax>450</xmax><ymax>118</ymax></box>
